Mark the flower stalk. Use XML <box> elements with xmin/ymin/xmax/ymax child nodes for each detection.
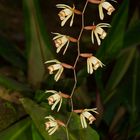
<box><xmin>66</xmin><ymin>0</ymin><xmax>89</xmax><ymax>129</ymax></box>
<box><xmin>44</xmin><ymin>0</ymin><xmax>116</xmax><ymax>139</ymax></box>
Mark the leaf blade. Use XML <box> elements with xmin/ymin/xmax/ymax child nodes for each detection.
<box><xmin>23</xmin><ymin>0</ymin><xmax>54</xmax><ymax>88</ymax></box>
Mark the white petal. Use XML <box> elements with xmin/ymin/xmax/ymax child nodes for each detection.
<box><xmin>98</xmin><ymin>4</ymin><xmax>104</xmax><ymax>20</ymax></box>
<box><xmin>45</xmin><ymin>59</ymin><xmax>60</xmax><ymax>64</ymax></box>
<box><xmin>53</xmin><ymin>34</ymin><xmax>64</xmax><ymax>40</ymax></box>
<box><xmin>48</xmin><ymin>127</ymin><xmax>55</xmax><ymax>134</ymax></box>
<box><xmin>48</xmin><ymin>64</ymin><xmax>62</xmax><ymax>73</ymax></box>
<box><xmin>102</xmin><ymin>2</ymin><xmax>114</xmax><ymax>13</ymax></box>
<box><xmin>70</xmin><ymin>13</ymin><xmax>74</xmax><ymax>27</ymax></box>
<box><xmin>50</xmin><ymin>94</ymin><xmax>61</xmax><ymax>101</ymax></box>
<box><xmin>87</xmin><ymin>59</ymin><xmax>90</xmax><ymax>74</ymax></box>
<box><xmin>54</xmin><ymin>67</ymin><xmax>64</xmax><ymax>81</ymax></box>
<box><xmin>96</xmin><ymin>23</ymin><xmax>111</xmax><ymax>28</ymax></box>
<box><xmin>52</xmin><ymin>32</ymin><xmax>63</xmax><ymax>39</ymax></box>
<box><xmin>91</xmin><ymin>30</ymin><xmax>94</xmax><ymax>44</ymax></box>
<box><xmin>82</xmin><ymin>111</ymin><xmax>93</xmax><ymax>119</ymax></box>
<box><xmin>89</xmin><ymin>108</ymin><xmax>99</xmax><ymax>114</ymax></box>
<box><xmin>45</xmin><ymin>115</ymin><xmax>55</xmax><ymax>121</ymax></box>
<box><xmin>51</xmin><ymin>98</ymin><xmax>61</xmax><ymax>111</ymax></box>
<box><xmin>49</xmin><ymin>121</ymin><xmax>58</xmax><ymax>127</ymax></box>
<box><xmin>63</xmin><ymin>40</ymin><xmax>70</xmax><ymax>55</ymax></box>
<box><xmin>61</xmin><ymin>14</ymin><xmax>72</xmax><ymax>27</ymax></box>
<box><xmin>80</xmin><ymin>114</ymin><xmax>87</xmax><ymax>128</ymax></box>
<box><xmin>56</xmin><ymin>37</ymin><xmax>68</xmax><ymax>53</ymax></box>
<box><xmin>56</xmin><ymin>4</ymin><xmax>72</xmax><ymax>9</ymax></box>
<box><xmin>48</xmin><ymin>126</ymin><xmax>56</xmax><ymax>135</ymax></box>
<box><xmin>45</xmin><ymin>90</ymin><xmax>57</xmax><ymax>94</ymax></box>
<box><xmin>88</xmin><ymin>58</ymin><xmax>94</xmax><ymax>74</ymax></box>
<box><xmin>89</xmin><ymin>62</ymin><xmax>93</xmax><ymax>74</ymax></box>
<box><xmin>94</xmin><ymin>31</ymin><xmax>101</xmax><ymax>46</ymax></box>
<box><xmin>57</xmin><ymin>98</ymin><xmax>63</xmax><ymax>112</ymax></box>
<box><xmin>95</xmin><ymin>27</ymin><xmax>104</xmax><ymax>35</ymax></box>
<box><xmin>51</xmin><ymin>32</ymin><xmax>61</xmax><ymax>35</ymax></box>
<box><xmin>80</xmin><ymin>115</ymin><xmax>84</xmax><ymax>128</ymax></box>
<box><xmin>49</xmin><ymin>125</ymin><xmax>58</xmax><ymax>135</ymax></box>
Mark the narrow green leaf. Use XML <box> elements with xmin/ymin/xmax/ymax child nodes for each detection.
<box><xmin>21</xmin><ymin>98</ymin><xmax>99</xmax><ymax>140</ymax></box>
<box><xmin>103</xmin><ymin>49</ymin><xmax>140</xmax><ymax>127</ymax></box>
<box><xmin>0</xmin><ymin>74</ymin><xmax>32</xmax><ymax>92</ymax></box>
<box><xmin>23</xmin><ymin>0</ymin><xmax>54</xmax><ymax>88</ymax></box>
<box><xmin>0</xmin><ymin>118</ymin><xmax>31</xmax><ymax>140</ymax></box>
<box><xmin>0</xmin><ymin>36</ymin><xmax>26</xmax><ymax>71</ymax></box>
<box><xmin>105</xmin><ymin>47</ymin><xmax>136</xmax><ymax>94</ymax></box>
<box><xmin>96</xmin><ymin>0</ymin><xmax>129</xmax><ymax>61</ymax></box>
<box><xmin>32</xmin><ymin>123</ymin><xmax>44</xmax><ymax>140</ymax></box>
<box><xmin>124</xmin><ymin>21</ymin><xmax>140</xmax><ymax>48</ymax></box>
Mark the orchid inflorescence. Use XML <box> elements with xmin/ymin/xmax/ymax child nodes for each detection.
<box><xmin>44</xmin><ymin>0</ymin><xmax>116</xmax><ymax>137</ymax></box>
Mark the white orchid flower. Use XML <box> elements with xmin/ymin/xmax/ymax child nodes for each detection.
<box><xmin>45</xmin><ymin>59</ymin><xmax>63</xmax><ymax>82</ymax></box>
<box><xmin>87</xmin><ymin>56</ymin><xmax>105</xmax><ymax>74</ymax></box>
<box><xmin>45</xmin><ymin>116</ymin><xmax>59</xmax><ymax>135</ymax></box>
<box><xmin>88</xmin><ymin>0</ymin><xmax>116</xmax><ymax>20</ymax></box>
<box><xmin>45</xmin><ymin>59</ymin><xmax>73</xmax><ymax>82</ymax></box>
<box><xmin>84</xmin><ymin>23</ymin><xmax>111</xmax><ymax>45</ymax></box>
<box><xmin>80</xmin><ymin>53</ymin><xmax>105</xmax><ymax>74</ymax></box>
<box><xmin>56</xmin><ymin>4</ymin><xmax>81</xmax><ymax>27</ymax></box>
<box><xmin>45</xmin><ymin>116</ymin><xmax>65</xmax><ymax>135</ymax></box>
<box><xmin>74</xmin><ymin>108</ymin><xmax>98</xmax><ymax>128</ymax></box>
<box><xmin>45</xmin><ymin>90</ymin><xmax>70</xmax><ymax>112</ymax></box>
<box><xmin>52</xmin><ymin>33</ymin><xmax>77</xmax><ymax>55</ymax></box>
<box><xmin>99</xmin><ymin>0</ymin><xmax>116</xmax><ymax>20</ymax></box>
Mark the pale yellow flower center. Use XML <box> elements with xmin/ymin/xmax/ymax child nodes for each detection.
<box><xmin>58</xmin><ymin>9</ymin><xmax>72</xmax><ymax>20</ymax></box>
<box><xmin>107</xmin><ymin>6</ymin><xmax>115</xmax><ymax>15</ymax></box>
<box><xmin>48</xmin><ymin>64</ymin><xmax>62</xmax><ymax>74</ymax></box>
<box><xmin>54</xmin><ymin>39</ymin><xmax>62</xmax><ymax>48</ymax></box>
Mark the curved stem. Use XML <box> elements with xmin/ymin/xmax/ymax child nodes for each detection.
<box><xmin>65</xmin><ymin>1</ymin><xmax>89</xmax><ymax>139</ymax></box>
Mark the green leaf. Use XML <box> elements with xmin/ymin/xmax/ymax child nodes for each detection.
<box><xmin>96</xmin><ymin>0</ymin><xmax>129</xmax><ymax>61</ymax></box>
<box><xmin>23</xmin><ymin>0</ymin><xmax>54</xmax><ymax>88</ymax></box>
<box><xmin>0</xmin><ymin>74</ymin><xmax>32</xmax><ymax>93</ymax></box>
<box><xmin>124</xmin><ymin>21</ymin><xmax>140</xmax><ymax>48</ymax></box>
<box><xmin>103</xmin><ymin>49</ymin><xmax>140</xmax><ymax>125</ymax></box>
<box><xmin>105</xmin><ymin>47</ymin><xmax>136</xmax><ymax>99</ymax></box>
<box><xmin>20</xmin><ymin>98</ymin><xmax>60</xmax><ymax>140</ymax></box>
<box><xmin>21</xmin><ymin>98</ymin><xmax>99</xmax><ymax>140</ymax></box>
<box><xmin>0</xmin><ymin>36</ymin><xmax>26</xmax><ymax>71</ymax></box>
<box><xmin>32</xmin><ymin>123</ymin><xmax>44</xmax><ymax>140</ymax></box>
<box><xmin>0</xmin><ymin>118</ymin><xmax>31</xmax><ymax>140</ymax></box>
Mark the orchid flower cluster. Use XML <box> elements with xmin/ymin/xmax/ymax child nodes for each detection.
<box><xmin>44</xmin><ymin>0</ymin><xmax>116</xmax><ymax>136</ymax></box>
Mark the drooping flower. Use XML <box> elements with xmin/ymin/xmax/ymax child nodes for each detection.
<box><xmin>80</xmin><ymin>53</ymin><xmax>105</xmax><ymax>74</ymax></box>
<box><xmin>56</xmin><ymin>4</ymin><xmax>82</xmax><ymax>27</ymax></box>
<box><xmin>45</xmin><ymin>116</ymin><xmax>65</xmax><ymax>135</ymax></box>
<box><xmin>88</xmin><ymin>0</ymin><xmax>116</xmax><ymax>20</ymax></box>
<box><xmin>74</xmin><ymin>108</ymin><xmax>98</xmax><ymax>128</ymax></box>
<box><xmin>45</xmin><ymin>90</ymin><xmax>70</xmax><ymax>112</ymax></box>
<box><xmin>52</xmin><ymin>33</ymin><xmax>77</xmax><ymax>55</ymax></box>
<box><xmin>84</xmin><ymin>22</ymin><xmax>111</xmax><ymax>45</ymax></box>
<box><xmin>99</xmin><ymin>0</ymin><xmax>116</xmax><ymax>20</ymax></box>
<box><xmin>45</xmin><ymin>59</ymin><xmax>73</xmax><ymax>82</ymax></box>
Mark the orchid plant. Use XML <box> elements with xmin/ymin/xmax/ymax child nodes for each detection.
<box><xmin>2</xmin><ymin>0</ymin><xmax>139</xmax><ymax>140</ymax></box>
